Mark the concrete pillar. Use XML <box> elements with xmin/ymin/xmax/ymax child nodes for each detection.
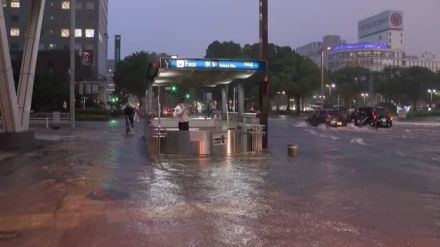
<box><xmin>16</xmin><ymin>0</ymin><xmax>46</xmax><ymax>130</ymax></box>
<box><xmin>221</xmin><ymin>85</ymin><xmax>228</xmax><ymax>115</ymax></box>
<box><xmin>146</xmin><ymin>82</ymin><xmax>153</xmax><ymax>113</ymax></box>
<box><xmin>237</xmin><ymin>83</ymin><xmax>244</xmax><ymax>121</ymax></box>
<box><xmin>0</xmin><ymin>5</ymin><xmax>21</xmax><ymax>132</ymax></box>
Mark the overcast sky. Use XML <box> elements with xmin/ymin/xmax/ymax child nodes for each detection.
<box><xmin>108</xmin><ymin>0</ymin><xmax>440</xmax><ymax>59</ymax></box>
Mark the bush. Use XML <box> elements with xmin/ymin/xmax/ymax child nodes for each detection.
<box><xmin>76</xmin><ymin>109</ymin><xmax>110</xmax><ymax>121</ymax></box>
<box><xmin>406</xmin><ymin>110</ymin><xmax>440</xmax><ymax>119</ymax></box>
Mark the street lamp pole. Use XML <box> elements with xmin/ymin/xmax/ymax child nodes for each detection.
<box><xmin>361</xmin><ymin>93</ymin><xmax>369</xmax><ymax>105</ymax></box>
<box><xmin>427</xmin><ymin>89</ymin><xmax>437</xmax><ymax>108</ymax></box>
<box><xmin>69</xmin><ymin>0</ymin><xmax>76</xmax><ymax>128</ymax></box>
<box><xmin>326</xmin><ymin>83</ymin><xmax>335</xmax><ymax>99</ymax></box>
<box><xmin>320</xmin><ymin>47</ymin><xmax>331</xmax><ymax>98</ymax></box>
<box><xmin>259</xmin><ymin>0</ymin><xmax>269</xmax><ymax>149</ymax></box>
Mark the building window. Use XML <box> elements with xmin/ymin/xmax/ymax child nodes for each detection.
<box><xmin>75</xmin><ymin>28</ymin><xmax>82</xmax><ymax>37</ymax></box>
<box><xmin>11</xmin><ymin>15</ymin><xmax>19</xmax><ymax>22</ymax></box>
<box><xmin>61</xmin><ymin>29</ymin><xmax>70</xmax><ymax>37</ymax></box>
<box><xmin>86</xmin><ymin>2</ymin><xmax>95</xmax><ymax>10</ymax></box>
<box><xmin>11</xmin><ymin>0</ymin><xmax>20</xmax><ymax>8</ymax></box>
<box><xmin>2</xmin><ymin>0</ymin><xmax>6</xmax><ymax>7</ymax></box>
<box><xmin>10</xmin><ymin>28</ymin><xmax>20</xmax><ymax>37</ymax></box>
<box><xmin>76</xmin><ymin>2</ymin><xmax>82</xmax><ymax>9</ymax></box>
<box><xmin>61</xmin><ymin>1</ymin><xmax>70</xmax><ymax>10</ymax></box>
<box><xmin>85</xmin><ymin>29</ymin><xmax>94</xmax><ymax>38</ymax></box>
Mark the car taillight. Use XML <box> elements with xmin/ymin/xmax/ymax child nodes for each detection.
<box><xmin>372</xmin><ymin>111</ymin><xmax>377</xmax><ymax>120</ymax></box>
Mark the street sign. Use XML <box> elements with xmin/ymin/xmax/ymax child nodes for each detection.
<box><xmin>213</xmin><ymin>133</ymin><xmax>227</xmax><ymax>146</ymax></box>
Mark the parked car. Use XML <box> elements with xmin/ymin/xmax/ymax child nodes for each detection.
<box><xmin>351</xmin><ymin>107</ymin><xmax>392</xmax><ymax>128</ymax></box>
<box><xmin>306</xmin><ymin>109</ymin><xmax>348</xmax><ymax>127</ymax></box>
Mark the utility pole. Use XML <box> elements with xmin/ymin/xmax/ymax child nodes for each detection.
<box><xmin>69</xmin><ymin>0</ymin><xmax>76</xmax><ymax>128</ymax></box>
<box><xmin>259</xmin><ymin>0</ymin><xmax>269</xmax><ymax>149</ymax></box>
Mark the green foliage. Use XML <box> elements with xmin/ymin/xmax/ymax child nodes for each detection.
<box><xmin>331</xmin><ymin>66</ymin><xmax>370</xmax><ymax>106</ymax></box>
<box><xmin>205</xmin><ymin>41</ymin><xmax>242</xmax><ymax>59</ymax></box>
<box><xmin>76</xmin><ymin>109</ymin><xmax>109</xmax><ymax>121</ymax></box>
<box><xmin>376</xmin><ymin>66</ymin><xmax>438</xmax><ymax>107</ymax></box>
<box><xmin>113</xmin><ymin>51</ymin><xmax>159</xmax><ymax>98</ymax></box>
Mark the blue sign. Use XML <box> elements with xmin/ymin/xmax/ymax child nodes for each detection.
<box><xmin>167</xmin><ymin>59</ymin><xmax>266</xmax><ymax>71</ymax></box>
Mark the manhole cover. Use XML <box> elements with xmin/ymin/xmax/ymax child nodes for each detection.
<box><xmin>0</xmin><ymin>231</ymin><xmax>21</xmax><ymax>241</ymax></box>
<box><xmin>86</xmin><ymin>188</ymin><xmax>129</xmax><ymax>202</ymax></box>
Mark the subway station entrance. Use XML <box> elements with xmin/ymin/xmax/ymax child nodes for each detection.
<box><xmin>146</xmin><ymin>57</ymin><xmax>267</xmax><ymax>156</ymax></box>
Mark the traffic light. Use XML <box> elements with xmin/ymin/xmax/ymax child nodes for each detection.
<box><xmin>185</xmin><ymin>93</ymin><xmax>190</xmax><ymax>99</ymax></box>
<box><xmin>111</xmin><ymin>96</ymin><xmax>119</xmax><ymax>104</ymax></box>
<box><xmin>171</xmin><ymin>85</ymin><xmax>177</xmax><ymax>92</ymax></box>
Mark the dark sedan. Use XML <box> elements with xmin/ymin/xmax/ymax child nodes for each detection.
<box><xmin>306</xmin><ymin>110</ymin><xmax>348</xmax><ymax>127</ymax></box>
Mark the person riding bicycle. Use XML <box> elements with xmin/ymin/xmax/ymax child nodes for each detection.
<box><xmin>124</xmin><ymin>104</ymin><xmax>135</xmax><ymax>132</ymax></box>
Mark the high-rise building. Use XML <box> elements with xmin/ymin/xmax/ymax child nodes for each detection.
<box><xmin>358</xmin><ymin>10</ymin><xmax>403</xmax><ymax>50</ymax></box>
<box><xmin>3</xmin><ymin>0</ymin><xmax>108</xmax><ymax>80</ymax></box>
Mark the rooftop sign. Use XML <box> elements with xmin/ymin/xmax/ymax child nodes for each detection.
<box><xmin>358</xmin><ymin>10</ymin><xmax>403</xmax><ymax>39</ymax></box>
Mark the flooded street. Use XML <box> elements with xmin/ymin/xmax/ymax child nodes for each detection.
<box><xmin>0</xmin><ymin>119</ymin><xmax>439</xmax><ymax>246</ymax></box>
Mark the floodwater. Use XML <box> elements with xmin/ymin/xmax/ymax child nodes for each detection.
<box><xmin>0</xmin><ymin>118</ymin><xmax>439</xmax><ymax>246</ymax></box>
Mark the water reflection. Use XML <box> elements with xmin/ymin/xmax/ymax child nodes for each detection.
<box><xmin>132</xmin><ymin>157</ymin><xmax>270</xmax><ymax>245</ymax></box>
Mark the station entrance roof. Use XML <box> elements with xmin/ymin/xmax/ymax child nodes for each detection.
<box><xmin>153</xmin><ymin>58</ymin><xmax>266</xmax><ymax>87</ymax></box>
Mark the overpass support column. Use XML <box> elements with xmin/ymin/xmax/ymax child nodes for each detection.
<box><xmin>0</xmin><ymin>5</ymin><xmax>21</xmax><ymax>133</ymax></box>
<box><xmin>17</xmin><ymin>0</ymin><xmax>46</xmax><ymax>130</ymax></box>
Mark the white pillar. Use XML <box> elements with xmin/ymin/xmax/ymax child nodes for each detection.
<box><xmin>238</xmin><ymin>83</ymin><xmax>244</xmax><ymax>121</ymax></box>
<box><xmin>221</xmin><ymin>85</ymin><xmax>228</xmax><ymax>114</ymax></box>
<box><xmin>0</xmin><ymin>5</ymin><xmax>21</xmax><ymax>132</ymax></box>
<box><xmin>17</xmin><ymin>0</ymin><xmax>46</xmax><ymax>130</ymax></box>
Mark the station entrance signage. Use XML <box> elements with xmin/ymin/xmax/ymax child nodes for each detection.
<box><xmin>165</xmin><ymin>59</ymin><xmax>266</xmax><ymax>71</ymax></box>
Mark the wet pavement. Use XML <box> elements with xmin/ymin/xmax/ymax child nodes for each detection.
<box><xmin>0</xmin><ymin>118</ymin><xmax>439</xmax><ymax>246</ymax></box>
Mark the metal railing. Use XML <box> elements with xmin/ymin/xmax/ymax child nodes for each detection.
<box><xmin>0</xmin><ymin>117</ymin><xmax>70</xmax><ymax>128</ymax></box>
<box><xmin>249</xmin><ymin>124</ymin><xmax>265</xmax><ymax>154</ymax></box>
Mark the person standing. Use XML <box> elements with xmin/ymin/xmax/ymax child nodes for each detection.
<box><xmin>173</xmin><ymin>98</ymin><xmax>190</xmax><ymax>131</ymax></box>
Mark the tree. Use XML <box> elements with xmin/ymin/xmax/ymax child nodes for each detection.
<box><xmin>331</xmin><ymin>67</ymin><xmax>370</xmax><ymax>108</ymax></box>
<box><xmin>113</xmin><ymin>51</ymin><xmax>158</xmax><ymax>99</ymax></box>
<box><xmin>205</xmin><ymin>41</ymin><xmax>242</xmax><ymax>59</ymax></box>
<box><xmin>400</xmin><ymin>67</ymin><xmax>436</xmax><ymax>109</ymax></box>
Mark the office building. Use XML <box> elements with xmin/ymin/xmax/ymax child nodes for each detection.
<box><xmin>3</xmin><ymin>0</ymin><xmax>108</xmax><ymax>80</ymax></box>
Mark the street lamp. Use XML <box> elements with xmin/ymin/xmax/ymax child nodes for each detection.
<box><xmin>427</xmin><ymin>89</ymin><xmax>437</xmax><ymax>108</ymax></box>
<box><xmin>361</xmin><ymin>93</ymin><xmax>369</xmax><ymax>104</ymax></box>
<box><xmin>326</xmin><ymin>83</ymin><xmax>335</xmax><ymax>99</ymax></box>
<box><xmin>320</xmin><ymin>46</ymin><xmax>332</xmax><ymax>97</ymax></box>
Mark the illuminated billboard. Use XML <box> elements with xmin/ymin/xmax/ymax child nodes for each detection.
<box><xmin>358</xmin><ymin>10</ymin><xmax>403</xmax><ymax>39</ymax></box>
